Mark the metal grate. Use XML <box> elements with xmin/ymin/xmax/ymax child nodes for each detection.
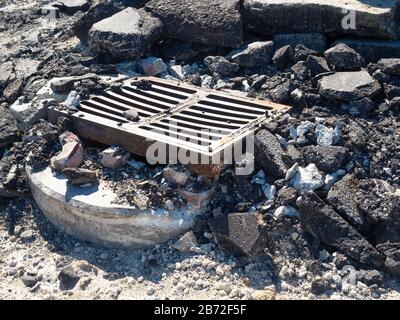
<box><xmin>48</xmin><ymin>77</ymin><xmax>291</xmax><ymax>176</ymax></box>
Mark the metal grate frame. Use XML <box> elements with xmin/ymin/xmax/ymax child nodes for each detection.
<box><xmin>48</xmin><ymin>77</ymin><xmax>291</xmax><ymax>176</ymax></box>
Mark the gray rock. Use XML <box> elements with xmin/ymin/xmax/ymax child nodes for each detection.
<box><xmin>9</xmin><ymin>100</ymin><xmax>47</xmax><ymax>131</ymax></box>
<box><xmin>306</xmin><ymin>55</ymin><xmax>331</xmax><ymax>76</ymax></box>
<box><xmin>346</xmin><ymin>120</ymin><xmax>368</xmax><ymax>148</ymax></box>
<box><xmin>302</xmin><ymin>145</ymin><xmax>349</xmax><ymax>173</ymax></box>
<box><xmin>20</xmin><ymin>230</ymin><xmax>35</xmax><ymax>242</ymax></box>
<box><xmin>273</xmin><ymin>45</ymin><xmax>294</xmax><ymax>70</ymax></box>
<box><xmin>377</xmin><ymin>58</ymin><xmax>400</xmax><ymax>76</ymax></box>
<box><xmin>243</xmin><ymin>0</ymin><xmax>400</xmax><ymax>39</ymax></box>
<box><xmin>356</xmin><ymin>179</ymin><xmax>400</xmax><ymax>244</ymax></box>
<box><xmin>0</xmin><ymin>105</ymin><xmax>19</xmax><ymax>149</ymax></box>
<box><xmin>226</xmin><ymin>41</ymin><xmax>274</xmax><ymax>67</ymax></box>
<box><xmin>58</xmin><ymin>264</ymin><xmax>80</xmax><ymax>290</ymax></box>
<box><xmin>297</xmin><ymin>191</ymin><xmax>383</xmax><ymax>268</ymax></box>
<box><xmin>291</xmin><ymin>61</ymin><xmax>308</xmax><ymax>80</ymax></box>
<box><xmin>88</xmin><ymin>8</ymin><xmax>163</xmax><ymax>61</ymax></box>
<box><xmin>254</xmin><ymin>129</ymin><xmax>287</xmax><ymax>179</ymax></box>
<box><xmin>145</xmin><ymin>0</ymin><xmax>243</xmax><ymax>48</ymax></box>
<box><xmin>204</xmin><ymin>56</ymin><xmax>239</xmax><ymax>78</ymax></box>
<box><xmin>319</xmin><ymin>71</ymin><xmax>381</xmax><ymax>101</ymax></box>
<box><xmin>0</xmin><ymin>61</ymin><xmax>14</xmax><ymax>91</ymax></box>
<box><xmin>333</xmin><ymin>39</ymin><xmax>400</xmax><ymax>62</ymax></box>
<box><xmin>290</xmin><ymin>163</ymin><xmax>325</xmax><ymax>192</ymax></box>
<box><xmin>273</xmin><ymin>33</ymin><xmax>327</xmax><ymax>53</ymax></box>
<box><xmin>324</xmin><ymin>43</ymin><xmax>364</xmax><ymax>71</ymax></box>
<box><xmin>21</xmin><ymin>275</ymin><xmax>38</xmax><ymax>288</ymax></box>
<box><xmin>209</xmin><ymin>212</ymin><xmax>264</xmax><ymax>257</ymax></box>
<box><xmin>172</xmin><ymin>231</ymin><xmax>199</xmax><ymax>253</ymax></box>
<box><xmin>327</xmin><ymin>174</ymin><xmax>364</xmax><ymax>230</ymax></box>
<box><xmin>269</xmin><ymin>80</ymin><xmax>291</xmax><ymax>103</ymax></box>
<box><xmin>294</xmin><ymin>44</ymin><xmax>319</xmax><ymax>62</ymax></box>
<box><xmin>137</xmin><ymin>57</ymin><xmax>168</xmax><ymax>76</ymax></box>
<box><xmin>276</xmin><ymin>187</ymin><xmax>298</xmax><ymax>206</ymax></box>
<box><xmin>52</xmin><ymin>0</ymin><xmax>90</xmax><ymax>14</ymax></box>
<box><xmin>3</xmin><ymin>78</ymin><xmax>24</xmax><ymax>103</ymax></box>
<box><xmin>74</xmin><ymin>0</ymin><xmax>137</xmax><ymax>41</ymax></box>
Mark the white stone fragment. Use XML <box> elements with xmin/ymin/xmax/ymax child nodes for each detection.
<box><xmin>290</xmin><ymin>163</ymin><xmax>325</xmax><ymax>192</ymax></box>
<box><xmin>273</xmin><ymin>205</ymin><xmax>300</xmax><ymax>220</ymax></box>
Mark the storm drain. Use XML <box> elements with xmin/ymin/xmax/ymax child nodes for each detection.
<box><xmin>48</xmin><ymin>77</ymin><xmax>291</xmax><ymax>176</ymax></box>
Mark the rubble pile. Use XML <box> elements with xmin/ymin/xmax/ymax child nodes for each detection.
<box><xmin>1</xmin><ymin>0</ymin><xmax>400</xmax><ymax>300</ymax></box>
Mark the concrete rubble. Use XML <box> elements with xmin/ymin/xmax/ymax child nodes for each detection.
<box><xmin>2</xmin><ymin>0</ymin><xmax>400</xmax><ymax>301</ymax></box>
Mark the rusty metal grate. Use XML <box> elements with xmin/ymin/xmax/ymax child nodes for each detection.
<box><xmin>48</xmin><ymin>77</ymin><xmax>290</xmax><ymax>176</ymax></box>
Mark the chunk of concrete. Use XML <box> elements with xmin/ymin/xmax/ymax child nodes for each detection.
<box><xmin>243</xmin><ymin>0</ymin><xmax>400</xmax><ymax>39</ymax></box>
<box><xmin>145</xmin><ymin>0</ymin><xmax>243</xmax><ymax>48</ymax></box>
<box><xmin>101</xmin><ymin>146</ymin><xmax>130</xmax><ymax>169</ymax></box>
<box><xmin>290</xmin><ymin>163</ymin><xmax>325</xmax><ymax>192</ymax></box>
<box><xmin>9</xmin><ymin>100</ymin><xmax>47</xmax><ymax>131</ymax></box>
<box><xmin>172</xmin><ymin>231</ymin><xmax>199</xmax><ymax>253</ymax></box>
<box><xmin>26</xmin><ymin>165</ymin><xmax>206</xmax><ymax>248</ymax></box>
<box><xmin>297</xmin><ymin>191</ymin><xmax>383</xmax><ymax>268</ymax></box>
<box><xmin>0</xmin><ymin>61</ymin><xmax>14</xmax><ymax>91</ymax></box>
<box><xmin>327</xmin><ymin>174</ymin><xmax>365</xmax><ymax>230</ymax></box>
<box><xmin>302</xmin><ymin>145</ymin><xmax>349</xmax><ymax>173</ymax></box>
<box><xmin>324</xmin><ymin>43</ymin><xmax>364</xmax><ymax>71</ymax></box>
<box><xmin>377</xmin><ymin>58</ymin><xmax>400</xmax><ymax>76</ymax></box>
<box><xmin>204</xmin><ymin>56</ymin><xmax>239</xmax><ymax>78</ymax></box>
<box><xmin>254</xmin><ymin>129</ymin><xmax>287</xmax><ymax>179</ymax></box>
<box><xmin>0</xmin><ymin>105</ymin><xmax>19</xmax><ymax>149</ymax></box>
<box><xmin>306</xmin><ymin>55</ymin><xmax>331</xmax><ymax>76</ymax></box>
<box><xmin>74</xmin><ymin>0</ymin><xmax>147</xmax><ymax>41</ymax></box>
<box><xmin>51</xmin><ymin>141</ymin><xmax>84</xmax><ymax>171</ymax></box>
<box><xmin>88</xmin><ymin>8</ymin><xmax>163</xmax><ymax>61</ymax></box>
<box><xmin>319</xmin><ymin>71</ymin><xmax>381</xmax><ymax>101</ymax></box>
<box><xmin>137</xmin><ymin>57</ymin><xmax>168</xmax><ymax>76</ymax></box>
<box><xmin>209</xmin><ymin>212</ymin><xmax>264</xmax><ymax>257</ymax></box>
<box><xmin>226</xmin><ymin>41</ymin><xmax>274</xmax><ymax>67</ymax></box>
<box><xmin>273</xmin><ymin>45</ymin><xmax>294</xmax><ymax>70</ymax></box>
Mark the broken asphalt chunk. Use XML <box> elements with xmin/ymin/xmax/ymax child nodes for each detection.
<box><xmin>296</xmin><ymin>191</ymin><xmax>384</xmax><ymax>268</ymax></box>
<box><xmin>209</xmin><ymin>212</ymin><xmax>264</xmax><ymax>257</ymax></box>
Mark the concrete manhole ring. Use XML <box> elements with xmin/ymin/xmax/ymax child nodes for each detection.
<box><xmin>26</xmin><ymin>165</ymin><xmax>205</xmax><ymax>248</ymax></box>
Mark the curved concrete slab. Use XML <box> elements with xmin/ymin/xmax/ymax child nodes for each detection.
<box><xmin>26</xmin><ymin>166</ymin><xmax>205</xmax><ymax>248</ymax></box>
